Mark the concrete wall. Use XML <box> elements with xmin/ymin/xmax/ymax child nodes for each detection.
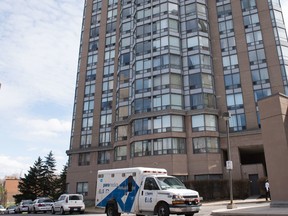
<box><xmin>258</xmin><ymin>93</ymin><xmax>288</xmax><ymax>207</ymax></box>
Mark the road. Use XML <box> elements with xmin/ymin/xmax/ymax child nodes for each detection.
<box><xmin>7</xmin><ymin>202</ymin><xmax>268</xmax><ymax>216</ymax></box>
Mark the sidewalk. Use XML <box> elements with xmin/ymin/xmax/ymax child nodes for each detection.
<box><xmin>210</xmin><ymin>197</ymin><xmax>288</xmax><ymax>216</ymax></box>
<box><xmin>86</xmin><ymin>197</ymin><xmax>288</xmax><ymax>216</ymax></box>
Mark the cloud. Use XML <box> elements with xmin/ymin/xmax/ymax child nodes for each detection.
<box><xmin>0</xmin><ymin>0</ymin><xmax>82</xmax><ymax>112</ymax></box>
<box><xmin>0</xmin><ymin>155</ymin><xmax>31</xmax><ymax>178</ymax></box>
<box><xmin>16</xmin><ymin>117</ymin><xmax>71</xmax><ymax>138</ymax></box>
<box><xmin>0</xmin><ymin>0</ymin><xmax>83</xmax><ymax>179</ymax></box>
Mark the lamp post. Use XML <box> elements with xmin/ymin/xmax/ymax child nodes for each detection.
<box><xmin>222</xmin><ymin>111</ymin><xmax>236</xmax><ymax>209</ymax></box>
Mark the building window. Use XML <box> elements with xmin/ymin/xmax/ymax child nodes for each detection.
<box><xmin>185</xmin><ymin>3</ymin><xmax>206</xmax><ymax>17</ymax></box>
<box><xmin>254</xmin><ymin>88</ymin><xmax>271</xmax><ymax>102</ymax></box>
<box><xmin>106</xmin><ymin>21</ymin><xmax>116</xmax><ymax>34</ymax></box>
<box><xmin>249</xmin><ymin>49</ymin><xmax>266</xmax><ymax>65</ymax></box>
<box><xmin>243</xmin><ymin>14</ymin><xmax>260</xmax><ymax>28</ymax></box>
<box><xmin>218</xmin><ymin>20</ymin><xmax>234</xmax><ymax>34</ymax></box>
<box><xmin>98</xmin><ymin>151</ymin><xmax>110</xmax><ymax>164</ymax></box>
<box><xmin>193</xmin><ymin>137</ymin><xmax>220</xmax><ymax>153</ymax></box>
<box><xmin>118</xmin><ymin>69</ymin><xmax>130</xmax><ymax>84</ymax></box>
<box><xmin>190</xmin><ymin>93</ymin><xmax>216</xmax><ymax>109</ymax></box>
<box><xmin>90</xmin><ymin>27</ymin><xmax>100</xmax><ymax>38</ymax></box>
<box><xmin>153</xmin><ymin>138</ymin><xmax>186</xmax><ymax>155</ymax></box>
<box><xmin>101</xmin><ymin>97</ymin><xmax>112</xmax><ymax>110</ymax></box>
<box><xmin>230</xmin><ymin>113</ymin><xmax>246</xmax><ymax>131</ymax></box>
<box><xmin>187</xmin><ymin>36</ymin><xmax>209</xmax><ymax>51</ymax></box>
<box><xmin>153</xmin><ymin>73</ymin><xmax>182</xmax><ymax>90</ymax></box>
<box><xmin>78</xmin><ymin>153</ymin><xmax>90</xmax><ymax>166</ymax></box>
<box><xmin>100</xmin><ymin>114</ymin><xmax>112</xmax><ymax>128</ymax></box>
<box><xmin>153</xmin><ymin>115</ymin><xmax>184</xmax><ymax>133</ymax></box>
<box><xmin>220</xmin><ymin>37</ymin><xmax>236</xmax><ymax>52</ymax></box>
<box><xmin>89</xmin><ymin>41</ymin><xmax>98</xmax><ymax>52</ymax></box>
<box><xmin>116</xmin><ymin>105</ymin><xmax>129</xmax><ymax>121</ymax></box>
<box><xmin>133</xmin><ymin>97</ymin><xmax>151</xmax><ymax>113</ymax></box>
<box><xmin>99</xmin><ymin>132</ymin><xmax>111</xmax><ymax>147</ymax></box>
<box><xmin>192</xmin><ymin>114</ymin><xmax>217</xmax><ymax>131</ymax></box>
<box><xmin>77</xmin><ymin>182</ymin><xmax>88</xmax><ymax>196</ymax></box>
<box><xmin>131</xmin><ymin>140</ymin><xmax>152</xmax><ymax>157</ymax></box>
<box><xmin>115</xmin><ymin>125</ymin><xmax>128</xmax><ymax>141</ymax></box>
<box><xmin>226</xmin><ymin>93</ymin><xmax>244</xmax><ymax>109</ymax></box>
<box><xmin>118</xmin><ymin>87</ymin><xmax>129</xmax><ymax>102</ymax></box>
<box><xmin>83</xmin><ymin>100</ymin><xmax>94</xmax><ymax>114</ymax></box>
<box><xmin>84</xmin><ymin>84</ymin><xmax>95</xmax><ymax>97</ymax></box>
<box><xmin>86</xmin><ymin>69</ymin><xmax>96</xmax><ymax>82</ymax></box>
<box><xmin>186</xmin><ymin>19</ymin><xmax>208</xmax><ymax>33</ymax></box>
<box><xmin>102</xmin><ymin>80</ymin><xmax>113</xmax><ymax>94</ymax></box>
<box><xmin>131</xmin><ymin>138</ymin><xmax>186</xmax><ymax>157</ymax></box>
<box><xmin>224</xmin><ymin>73</ymin><xmax>241</xmax><ymax>89</ymax></box>
<box><xmin>135</xmin><ymin>77</ymin><xmax>151</xmax><ymax>94</ymax></box>
<box><xmin>92</xmin><ymin>1</ymin><xmax>102</xmax><ymax>12</ymax></box>
<box><xmin>241</xmin><ymin>0</ymin><xmax>256</xmax><ymax>11</ymax></box>
<box><xmin>217</xmin><ymin>4</ymin><xmax>232</xmax><ymax>18</ymax></box>
<box><xmin>87</xmin><ymin>54</ymin><xmax>98</xmax><ymax>67</ymax></box>
<box><xmin>246</xmin><ymin>31</ymin><xmax>262</xmax><ymax>46</ymax></box>
<box><xmin>105</xmin><ymin>35</ymin><xmax>116</xmax><ymax>48</ymax></box>
<box><xmin>188</xmin><ymin>54</ymin><xmax>211</xmax><ymax>69</ymax></box>
<box><xmin>82</xmin><ymin>117</ymin><xmax>93</xmax><ymax>131</ymax></box>
<box><xmin>222</xmin><ymin>54</ymin><xmax>239</xmax><ymax>70</ymax></box>
<box><xmin>132</xmin><ymin>118</ymin><xmax>152</xmax><ymax>136</ymax></box>
<box><xmin>153</xmin><ymin>93</ymin><xmax>182</xmax><ymax>111</ymax></box>
<box><xmin>195</xmin><ymin>174</ymin><xmax>222</xmax><ymax>180</ymax></box>
<box><xmin>251</xmin><ymin>68</ymin><xmax>269</xmax><ymax>85</ymax></box>
<box><xmin>189</xmin><ymin>73</ymin><xmax>213</xmax><ymax>89</ymax></box>
<box><xmin>80</xmin><ymin>134</ymin><xmax>92</xmax><ymax>149</ymax></box>
<box><xmin>114</xmin><ymin>146</ymin><xmax>127</xmax><ymax>161</ymax></box>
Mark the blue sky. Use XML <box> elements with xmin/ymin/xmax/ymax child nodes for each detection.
<box><xmin>0</xmin><ymin>0</ymin><xmax>83</xmax><ymax>178</ymax></box>
<box><xmin>0</xmin><ymin>1</ymin><xmax>288</xmax><ymax>179</ymax></box>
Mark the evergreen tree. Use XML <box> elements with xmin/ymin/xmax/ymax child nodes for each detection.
<box><xmin>14</xmin><ymin>157</ymin><xmax>45</xmax><ymax>202</ymax></box>
<box><xmin>52</xmin><ymin>164</ymin><xmax>67</xmax><ymax>200</ymax></box>
<box><xmin>42</xmin><ymin>151</ymin><xmax>57</xmax><ymax>197</ymax></box>
<box><xmin>14</xmin><ymin>152</ymin><xmax>68</xmax><ymax>203</ymax></box>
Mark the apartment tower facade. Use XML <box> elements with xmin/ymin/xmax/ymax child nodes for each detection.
<box><xmin>66</xmin><ymin>0</ymin><xmax>288</xmax><ymax>202</ymax></box>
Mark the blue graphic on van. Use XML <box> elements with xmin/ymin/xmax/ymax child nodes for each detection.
<box><xmin>97</xmin><ymin>177</ymin><xmax>140</xmax><ymax>212</ymax></box>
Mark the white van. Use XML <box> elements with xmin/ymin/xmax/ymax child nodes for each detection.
<box><xmin>95</xmin><ymin>167</ymin><xmax>201</xmax><ymax>216</ymax></box>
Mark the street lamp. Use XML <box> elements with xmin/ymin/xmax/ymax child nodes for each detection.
<box><xmin>222</xmin><ymin>111</ymin><xmax>236</xmax><ymax>209</ymax></box>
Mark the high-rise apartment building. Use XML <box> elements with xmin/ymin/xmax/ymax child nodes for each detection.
<box><xmin>66</xmin><ymin>0</ymin><xmax>288</xmax><ymax>202</ymax></box>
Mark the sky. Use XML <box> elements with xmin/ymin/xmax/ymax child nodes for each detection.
<box><xmin>0</xmin><ymin>1</ymin><xmax>288</xmax><ymax>179</ymax></box>
<box><xmin>0</xmin><ymin>0</ymin><xmax>84</xmax><ymax>178</ymax></box>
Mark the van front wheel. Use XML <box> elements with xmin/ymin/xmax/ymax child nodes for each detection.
<box><xmin>106</xmin><ymin>203</ymin><xmax>120</xmax><ymax>216</ymax></box>
<box><xmin>156</xmin><ymin>202</ymin><xmax>169</xmax><ymax>216</ymax></box>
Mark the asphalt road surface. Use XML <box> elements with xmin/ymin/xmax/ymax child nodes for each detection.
<box><xmin>7</xmin><ymin>202</ymin><xmax>268</xmax><ymax>216</ymax></box>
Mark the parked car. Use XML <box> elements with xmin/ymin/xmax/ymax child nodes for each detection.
<box><xmin>0</xmin><ymin>205</ymin><xmax>5</xmax><ymax>214</ymax></box>
<box><xmin>31</xmin><ymin>197</ymin><xmax>54</xmax><ymax>213</ymax></box>
<box><xmin>51</xmin><ymin>194</ymin><xmax>85</xmax><ymax>214</ymax></box>
<box><xmin>5</xmin><ymin>206</ymin><xmax>17</xmax><ymax>214</ymax></box>
<box><xmin>15</xmin><ymin>200</ymin><xmax>33</xmax><ymax>213</ymax></box>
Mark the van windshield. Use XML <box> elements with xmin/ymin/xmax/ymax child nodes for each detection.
<box><xmin>156</xmin><ymin>177</ymin><xmax>187</xmax><ymax>190</ymax></box>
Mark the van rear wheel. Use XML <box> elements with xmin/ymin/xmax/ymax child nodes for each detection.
<box><xmin>106</xmin><ymin>203</ymin><xmax>120</xmax><ymax>216</ymax></box>
<box><xmin>156</xmin><ymin>202</ymin><xmax>169</xmax><ymax>216</ymax></box>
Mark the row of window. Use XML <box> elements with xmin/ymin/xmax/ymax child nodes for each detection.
<box><xmin>78</xmin><ymin>136</ymin><xmax>220</xmax><ymax>166</ymax></box>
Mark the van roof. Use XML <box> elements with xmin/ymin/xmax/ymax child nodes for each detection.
<box><xmin>98</xmin><ymin>167</ymin><xmax>167</xmax><ymax>175</ymax></box>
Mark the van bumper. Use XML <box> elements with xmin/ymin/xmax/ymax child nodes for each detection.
<box><xmin>169</xmin><ymin>205</ymin><xmax>201</xmax><ymax>214</ymax></box>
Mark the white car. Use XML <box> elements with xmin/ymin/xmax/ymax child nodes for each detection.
<box><xmin>15</xmin><ymin>200</ymin><xmax>33</xmax><ymax>213</ymax></box>
<box><xmin>51</xmin><ymin>194</ymin><xmax>85</xmax><ymax>214</ymax></box>
<box><xmin>5</xmin><ymin>205</ymin><xmax>17</xmax><ymax>214</ymax></box>
<box><xmin>0</xmin><ymin>205</ymin><xmax>5</xmax><ymax>214</ymax></box>
<box><xmin>31</xmin><ymin>197</ymin><xmax>54</xmax><ymax>213</ymax></box>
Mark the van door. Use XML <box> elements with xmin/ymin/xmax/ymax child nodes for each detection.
<box><xmin>138</xmin><ymin>177</ymin><xmax>159</xmax><ymax>212</ymax></box>
<box><xmin>122</xmin><ymin>175</ymin><xmax>139</xmax><ymax>213</ymax></box>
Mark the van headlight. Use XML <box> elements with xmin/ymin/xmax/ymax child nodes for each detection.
<box><xmin>172</xmin><ymin>195</ymin><xmax>185</xmax><ymax>205</ymax></box>
<box><xmin>172</xmin><ymin>195</ymin><xmax>184</xmax><ymax>200</ymax></box>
